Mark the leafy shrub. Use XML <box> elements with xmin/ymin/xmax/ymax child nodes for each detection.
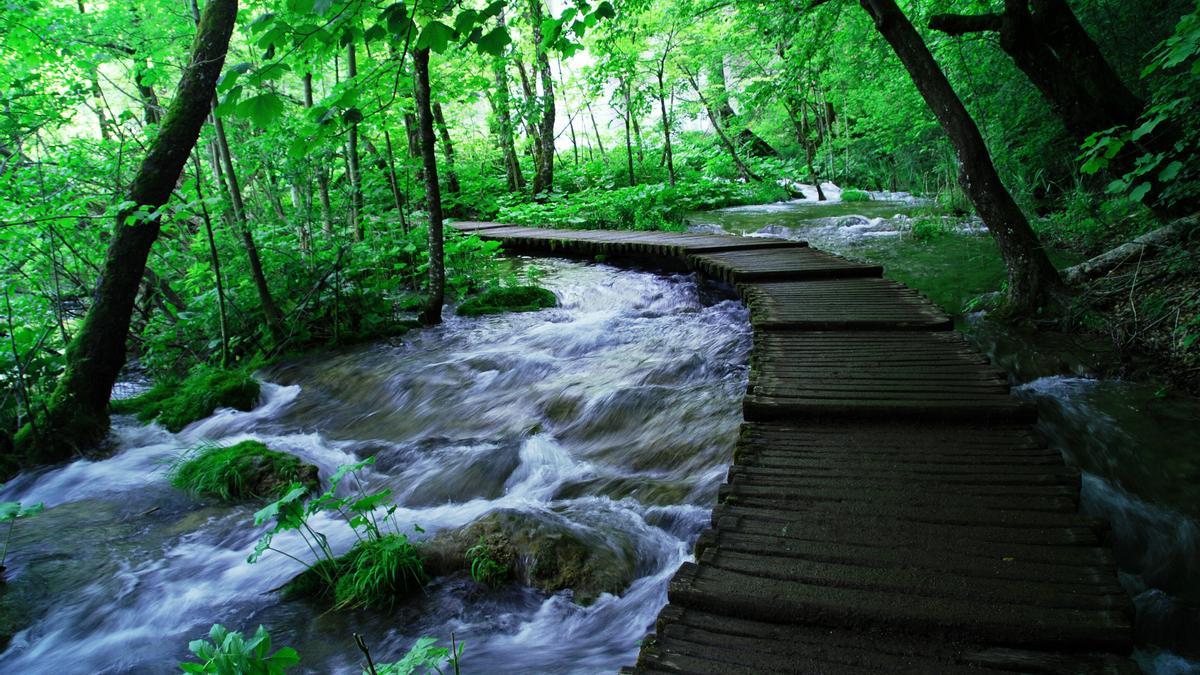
<box><xmin>496</xmin><ymin>178</ymin><xmax>788</xmax><ymax>231</ymax></box>
<box><xmin>907</xmin><ymin>216</ymin><xmax>954</xmax><ymax>242</ymax></box>
<box><xmin>250</xmin><ymin>457</ymin><xmax>429</xmax><ymax>610</ymax></box>
<box><xmin>170</xmin><ymin>441</ymin><xmax>318</xmax><ymax>501</ymax></box>
<box><xmin>840</xmin><ymin>189</ymin><xmax>872</xmax><ymax>202</ymax></box>
<box><xmin>112</xmin><ymin>367</ymin><xmax>260</xmax><ymax>432</ymax></box>
<box><xmin>456</xmin><ymin>286</ymin><xmax>557</xmax><ymax>317</ymax></box>
<box><xmin>179</xmin><ymin>624</ymin><xmax>299</xmax><ymax>674</ymax></box>
<box><xmin>372</xmin><ymin>636</ymin><xmax>463</xmax><ymax>675</ymax></box>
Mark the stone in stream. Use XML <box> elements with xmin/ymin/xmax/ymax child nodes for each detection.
<box><xmin>423</xmin><ymin>509</ymin><xmax>637</xmax><ymax>605</ymax></box>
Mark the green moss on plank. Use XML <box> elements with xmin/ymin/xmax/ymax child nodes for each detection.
<box><xmin>170</xmin><ymin>440</ymin><xmax>318</xmax><ymax>501</ymax></box>
<box><xmin>456</xmin><ymin>286</ymin><xmax>558</xmax><ymax>317</ymax></box>
<box><xmin>111</xmin><ymin>367</ymin><xmax>260</xmax><ymax>432</ymax></box>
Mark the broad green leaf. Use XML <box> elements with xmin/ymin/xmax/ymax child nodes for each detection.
<box><xmin>236</xmin><ymin>93</ymin><xmax>285</xmax><ymax>129</ymax></box>
<box><xmin>417</xmin><ymin>21</ymin><xmax>454</xmax><ymax>52</ymax></box>
<box><xmin>476</xmin><ymin>26</ymin><xmax>510</xmax><ymax>56</ymax></box>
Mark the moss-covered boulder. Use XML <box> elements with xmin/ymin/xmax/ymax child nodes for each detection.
<box><xmin>840</xmin><ymin>188</ymin><xmax>872</xmax><ymax>202</ymax></box>
<box><xmin>170</xmin><ymin>441</ymin><xmax>318</xmax><ymax>501</ymax></box>
<box><xmin>112</xmin><ymin>367</ymin><xmax>260</xmax><ymax>432</ymax></box>
<box><xmin>456</xmin><ymin>286</ymin><xmax>558</xmax><ymax>317</ymax></box>
<box><xmin>423</xmin><ymin>510</ymin><xmax>636</xmax><ymax>605</ymax></box>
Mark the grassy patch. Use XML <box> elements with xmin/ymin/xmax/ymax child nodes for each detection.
<box><xmin>457</xmin><ymin>286</ymin><xmax>558</xmax><ymax>317</ymax></box>
<box><xmin>170</xmin><ymin>441</ymin><xmax>318</xmax><ymax>501</ymax></box>
<box><xmin>112</xmin><ymin>367</ymin><xmax>259</xmax><ymax>432</ymax></box>
<box><xmin>840</xmin><ymin>189</ymin><xmax>872</xmax><ymax>202</ymax></box>
<box><xmin>282</xmin><ymin>534</ymin><xmax>426</xmax><ymax>610</ymax></box>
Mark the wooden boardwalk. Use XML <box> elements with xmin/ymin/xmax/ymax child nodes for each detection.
<box><xmin>450</xmin><ymin>222</ymin><xmax>1135</xmax><ymax>674</ymax></box>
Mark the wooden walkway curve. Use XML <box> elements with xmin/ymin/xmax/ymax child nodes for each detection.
<box><xmin>450</xmin><ymin>222</ymin><xmax>1135</xmax><ymax>674</ymax></box>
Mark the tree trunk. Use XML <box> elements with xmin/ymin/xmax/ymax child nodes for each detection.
<box><xmin>587</xmin><ymin>98</ymin><xmax>606</xmax><ymax>156</ymax></box>
<box><xmin>383</xmin><ymin>129</ymin><xmax>408</xmax><ymax>233</ymax></box>
<box><xmin>1062</xmin><ymin>214</ymin><xmax>1198</xmax><ymax>285</ymax></box>
<box><xmin>303</xmin><ymin>73</ymin><xmax>334</xmax><ymax>235</ymax></box>
<box><xmin>431</xmin><ymin>102</ymin><xmax>461</xmax><ymax>198</ymax></box>
<box><xmin>212</xmin><ymin>114</ymin><xmax>285</xmax><ymax>344</ymax></box>
<box><xmin>929</xmin><ymin>0</ymin><xmax>1194</xmax><ymax>219</ymax></box>
<box><xmin>529</xmin><ymin>0</ymin><xmax>556</xmax><ymax>197</ymax></box>
<box><xmin>709</xmin><ymin>58</ymin><xmax>778</xmax><ymax>158</ymax></box>
<box><xmin>413</xmin><ymin>48</ymin><xmax>444</xmax><ymax>326</ymax></box>
<box><xmin>685</xmin><ymin>68</ymin><xmax>760</xmax><ymax>182</ymax></box>
<box><xmin>860</xmin><ymin>0</ymin><xmax>1064</xmax><ymax>312</ymax></box>
<box><xmin>491</xmin><ymin>56</ymin><xmax>525</xmax><ymax>192</ymax></box>
<box><xmin>623</xmin><ymin>79</ymin><xmax>636</xmax><ymax>187</ymax></box>
<box><xmin>345</xmin><ymin>40</ymin><xmax>364</xmax><ymax>239</ymax></box>
<box><xmin>656</xmin><ymin>68</ymin><xmax>676</xmax><ymax>186</ymax></box>
<box><xmin>13</xmin><ymin>0</ymin><xmax>239</xmax><ymax>468</ymax></box>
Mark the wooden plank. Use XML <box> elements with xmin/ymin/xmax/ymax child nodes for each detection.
<box><xmin>689</xmin><ymin>247</ymin><xmax>882</xmax><ymax>283</ymax></box>
<box><xmin>741</xmin><ymin>278</ymin><xmax>952</xmax><ymax>331</ymax></box>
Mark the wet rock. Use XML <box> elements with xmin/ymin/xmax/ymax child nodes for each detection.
<box><xmin>423</xmin><ymin>509</ymin><xmax>637</xmax><ymax>605</ymax></box>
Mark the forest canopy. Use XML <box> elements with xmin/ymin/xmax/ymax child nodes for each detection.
<box><xmin>2</xmin><ymin>0</ymin><xmax>1199</xmax><ymax>473</ymax></box>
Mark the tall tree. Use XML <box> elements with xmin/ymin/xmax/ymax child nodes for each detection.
<box><xmin>413</xmin><ymin>47</ymin><xmax>445</xmax><ymax>326</ymax></box>
<box><xmin>529</xmin><ymin>0</ymin><xmax>556</xmax><ymax>197</ymax></box>
<box><xmin>858</xmin><ymin>0</ymin><xmax>1064</xmax><ymax>312</ymax></box>
<box><xmin>13</xmin><ymin>0</ymin><xmax>239</xmax><ymax>466</ymax></box>
<box><xmin>929</xmin><ymin>0</ymin><xmax>1195</xmax><ymax>218</ymax></box>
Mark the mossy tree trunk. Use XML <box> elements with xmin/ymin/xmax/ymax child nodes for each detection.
<box><xmin>859</xmin><ymin>0</ymin><xmax>1065</xmax><ymax>314</ymax></box>
<box><xmin>414</xmin><ymin>48</ymin><xmax>445</xmax><ymax>326</ymax></box>
<box><xmin>529</xmin><ymin>0</ymin><xmax>556</xmax><ymax>198</ymax></box>
<box><xmin>929</xmin><ymin>0</ymin><xmax>1195</xmax><ymax>219</ymax></box>
<box><xmin>13</xmin><ymin>0</ymin><xmax>239</xmax><ymax>469</ymax></box>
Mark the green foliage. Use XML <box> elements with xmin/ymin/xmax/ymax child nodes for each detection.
<box><xmin>466</xmin><ymin>537</ymin><xmax>510</xmax><ymax>587</ymax></box>
<box><xmin>334</xmin><ymin>534</ymin><xmax>426</xmax><ymax>609</ymax></box>
<box><xmin>0</xmin><ymin>497</ymin><xmax>43</xmax><ymax>571</ymax></box>
<box><xmin>250</xmin><ymin>457</ymin><xmax>429</xmax><ymax>609</ymax></box>
<box><xmin>112</xmin><ymin>367</ymin><xmax>260</xmax><ymax>432</ymax></box>
<box><xmin>372</xmin><ymin>636</ymin><xmax>463</xmax><ymax>675</ymax></box>
<box><xmin>840</xmin><ymin>189</ymin><xmax>871</xmax><ymax>202</ymax></box>
<box><xmin>497</xmin><ymin>179</ymin><xmax>787</xmax><ymax>231</ymax></box>
<box><xmin>169</xmin><ymin>441</ymin><xmax>317</xmax><ymax>502</ymax></box>
<box><xmin>456</xmin><ymin>286</ymin><xmax>557</xmax><ymax>317</ymax></box>
<box><xmin>179</xmin><ymin>624</ymin><xmax>299</xmax><ymax>675</ymax></box>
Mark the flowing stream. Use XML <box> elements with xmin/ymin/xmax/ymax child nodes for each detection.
<box><xmin>0</xmin><ymin>261</ymin><xmax>751</xmax><ymax>673</ymax></box>
<box><xmin>690</xmin><ymin>189</ymin><xmax>1200</xmax><ymax>674</ymax></box>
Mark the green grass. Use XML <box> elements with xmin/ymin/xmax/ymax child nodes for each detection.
<box><xmin>112</xmin><ymin>366</ymin><xmax>260</xmax><ymax>432</ymax></box>
<box><xmin>170</xmin><ymin>441</ymin><xmax>318</xmax><ymax>501</ymax></box>
<box><xmin>840</xmin><ymin>189</ymin><xmax>872</xmax><ymax>202</ymax></box>
<box><xmin>457</xmin><ymin>286</ymin><xmax>558</xmax><ymax>317</ymax></box>
<box><xmin>282</xmin><ymin>534</ymin><xmax>426</xmax><ymax>609</ymax></box>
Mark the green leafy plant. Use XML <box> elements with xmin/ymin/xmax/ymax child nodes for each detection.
<box><xmin>840</xmin><ymin>188</ymin><xmax>872</xmax><ymax>202</ymax></box>
<box><xmin>371</xmin><ymin>636</ymin><xmax>463</xmax><ymax>675</ymax></box>
<box><xmin>248</xmin><ymin>457</ymin><xmax>428</xmax><ymax>609</ymax></box>
<box><xmin>0</xmin><ymin>497</ymin><xmax>43</xmax><ymax>577</ymax></box>
<box><xmin>179</xmin><ymin>624</ymin><xmax>299</xmax><ymax>674</ymax></box>
<box><xmin>466</xmin><ymin>537</ymin><xmax>510</xmax><ymax>588</ymax></box>
<box><xmin>169</xmin><ymin>441</ymin><xmax>318</xmax><ymax>501</ymax></box>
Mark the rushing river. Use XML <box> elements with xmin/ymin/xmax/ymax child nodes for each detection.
<box><xmin>0</xmin><ymin>261</ymin><xmax>751</xmax><ymax>673</ymax></box>
<box><xmin>690</xmin><ymin>186</ymin><xmax>1200</xmax><ymax>674</ymax></box>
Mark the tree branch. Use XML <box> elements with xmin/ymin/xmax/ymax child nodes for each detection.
<box><xmin>928</xmin><ymin>13</ymin><xmax>1004</xmax><ymax>35</ymax></box>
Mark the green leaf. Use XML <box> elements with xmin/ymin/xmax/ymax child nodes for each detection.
<box><xmin>476</xmin><ymin>26</ymin><xmax>510</xmax><ymax>56</ymax></box>
<box><xmin>416</xmin><ymin>21</ymin><xmax>454</xmax><ymax>52</ymax></box>
<box><xmin>1158</xmin><ymin>160</ymin><xmax>1184</xmax><ymax>182</ymax></box>
<box><xmin>1128</xmin><ymin>182</ymin><xmax>1152</xmax><ymax>203</ymax></box>
<box><xmin>594</xmin><ymin>1</ymin><xmax>615</xmax><ymax>19</ymax></box>
<box><xmin>455</xmin><ymin>9</ymin><xmax>479</xmax><ymax>35</ymax></box>
<box><xmin>236</xmin><ymin>93</ymin><xmax>285</xmax><ymax>129</ymax></box>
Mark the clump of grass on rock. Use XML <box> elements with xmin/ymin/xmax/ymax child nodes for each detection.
<box><xmin>840</xmin><ymin>188</ymin><xmax>872</xmax><ymax>202</ymax></box>
<box><xmin>113</xmin><ymin>366</ymin><xmax>260</xmax><ymax>432</ymax></box>
<box><xmin>456</xmin><ymin>286</ymin><xmax>557</xmax><ymax>317</ymax></box>
<box><xmin>170</xmin><ymin>441</ymin><xmax>318</xmax><ymax>501</ymax></box>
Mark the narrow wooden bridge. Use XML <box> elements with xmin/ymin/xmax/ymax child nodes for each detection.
<box><xmin>450</xmin><ymin>222</ymin><xmax>1135</xmax><ymax>674</ymax></box>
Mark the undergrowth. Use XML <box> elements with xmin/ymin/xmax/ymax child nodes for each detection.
<box><xmin>112</xmin><ymin>366</ymin><xmax>260</xmax><ymax>432</ymax></box>
<box><xmin>170</xmin><ymin>441</ymin><xmax>318</xmax><ymax>501</ymax></box>
<box><xmin>456</xmin><ymin>286</ymin><xmax>557</xmax><ymax>317</ymax></box>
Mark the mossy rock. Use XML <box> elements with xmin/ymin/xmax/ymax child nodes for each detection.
<box><xmin>170</xmin><ymin>441</ymin><xmax>318</xmax><ymax>501</ymax></box>
<box><xmin>112</xmin><ymin>367</ymin><xmax>260</xmax><ymax>432</ymax></box>
<box><xmin>840</xmin><ymin>188</ymin><xmax>872</xmax><ymax>202</ymax></box>
<box><xmin>423</xmin><ymin>510</ymin><xmax>636</xmax><ymax>605</ymax></box>
<box><xmin>280</xmin><ymin>534</ymin><xmax>426</xmax><ymax>610</ymax></box>
<box><xmin>456</xmin><ymin>286</ymin><xmax>558</xmax><ymax>317</ymax></box>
